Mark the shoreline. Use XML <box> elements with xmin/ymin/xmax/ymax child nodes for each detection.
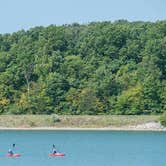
<box><xmin>0</xmin><ymin>115</ymin><xmax>164</xmax><ymax>131</ymax></box>
<box><xmin>0</xmin><ymin>126</ymin><xmax>166</xmax><ymax>131</ymax></box>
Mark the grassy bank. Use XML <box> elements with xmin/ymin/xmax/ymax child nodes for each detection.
<box><xmin>0</xmin><ymin>115</ymin><xmax>160</xmax><ymax>128</ymax></box>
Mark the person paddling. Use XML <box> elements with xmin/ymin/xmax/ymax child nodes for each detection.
<box><xmin>8</xmin><ymin>144</ymin><xmax>15</xmax><ymax>155</ymax></box>
<box><xmin>8</xmin><ymin>148</ymin><xmax>13</xmax><ymax>155</ymax></box>
<box><xmin>52</xmin><ymin>144</ymin><xmax>57</xmax><ymax>154</ymax></box>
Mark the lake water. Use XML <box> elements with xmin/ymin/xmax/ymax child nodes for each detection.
<box><xmin>0</xmin><ymin>130</ymin><xmax>166</xmax><ymax>166</ymax></box>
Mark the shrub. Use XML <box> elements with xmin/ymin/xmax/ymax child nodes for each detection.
<box><xmin>28</xmin><ymin>121</ymin><xmax>36</xmax><ymax>127</ymax></box>
<box><xmin>160</xmin><ymin>112</ymin><xmax>166</xmax><ymax>126</ymax></box>
<box><xmin>51</xmin><ymin>115</ymin><xmax>61</xmax><ymax>123</ymax></box>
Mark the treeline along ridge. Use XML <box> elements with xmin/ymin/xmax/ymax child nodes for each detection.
<box><xmin>0</xmin><ymin>20</ymin><xmax>166</xmax><ymax>115</ymax></box>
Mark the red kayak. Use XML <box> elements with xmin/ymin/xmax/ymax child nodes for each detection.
<box><xmin>6</xmin><ymin>153</ymin><xmax>21</xmax><ymax>157</ymax></box>
<box><xmin>48</xmin><ymin>153</ymin><xmax>65</xmax><ymax>157</ymax></box>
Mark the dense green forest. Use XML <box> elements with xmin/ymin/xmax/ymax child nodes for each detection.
<box><xmin>0</xmin><ymin>20</ymin><xmax>166</xmax><ymax>115</ymax></box>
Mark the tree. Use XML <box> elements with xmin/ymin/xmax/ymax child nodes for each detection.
<box><xmin>78</xmin><ymin>88</ymin><xmax>104</xmax><ymax>115</ymax></box>
<box><xmin>115</xmin><ymin>84</ymin><xmax>143</xmax><ymax>114</ymax></box>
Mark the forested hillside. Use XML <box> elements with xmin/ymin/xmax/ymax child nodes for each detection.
<box><xmin>0</xmin><ymin>20</ymin><xmax>166</xmax><ymax>115</ymax></box>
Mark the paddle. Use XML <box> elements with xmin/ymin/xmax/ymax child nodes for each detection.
<box><xmin>12</xmin><ymin>144</ymin><xmax>16</xmax><ymax>152</ymax></box>
<box><xmin>52</xmin><ymin>144</ymin><xmax>57</xmax><ymax>153</ymax></box>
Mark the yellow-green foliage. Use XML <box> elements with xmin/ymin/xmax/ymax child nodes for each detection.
<box><xmin>116</xmin><ymin>84</ymin><xmax>142</xmax><ymax>114</ymax></box>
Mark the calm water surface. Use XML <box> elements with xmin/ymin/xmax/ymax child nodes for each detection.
<box><xmin>0</xmin><ymin>130</ymin><xmax>166</xmax><ymax>166</ymax></box>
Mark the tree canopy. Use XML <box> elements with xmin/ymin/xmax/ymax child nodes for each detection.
<box><xmin>0</xmin><ymin>20</ymin><xmax>166</xmax><ymax>115</ymax></box>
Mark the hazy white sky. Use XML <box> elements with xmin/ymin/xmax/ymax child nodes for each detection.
<box><xmin>0</xmin><ymin>0</ymin><xmax>165</xmax><ymax>33</ymax></box>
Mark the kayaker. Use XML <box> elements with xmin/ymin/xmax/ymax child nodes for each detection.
<box><xmin>8</xmin><ymin>144</ymin><xmax>15</xmax><ymax>155</ymax></box>
<box><xmin>52</xmin><ymin>144</ymin><xmax>57</xmax><ymax>154</ymax></box>
<box><xmin>8</xmin><ymin>148</ymin><xmax>13</xmax><ymax>155</ymax></box>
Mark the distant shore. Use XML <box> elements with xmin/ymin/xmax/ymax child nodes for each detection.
<box><xmin>0</xmin><ymin>126</ymin><xmax>166</xmax><ymax>131</ymax></box>
<box><xmin>0</xmin><ymin>115</ymin><xmax>165</xmax><ymax>131</ymax></box>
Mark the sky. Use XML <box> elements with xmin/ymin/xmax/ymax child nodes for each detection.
<box><xmin>0</xmin><ymin>0</ymin><xmax>165</xmax><ymax>34</ymax></box>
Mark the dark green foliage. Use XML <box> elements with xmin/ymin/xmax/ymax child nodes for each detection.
<box><xmin>0</xmin><ymin>21</ymin><xmax>166</xmax><ymax>115</ymax></box>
